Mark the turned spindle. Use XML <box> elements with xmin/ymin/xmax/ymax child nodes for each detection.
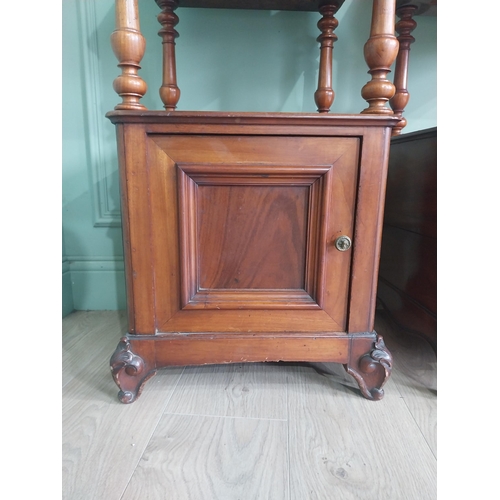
<box><xmin>314</xmin><ymin>1</ymin><xmax>343</xmax><ymax>113</ymax></box>
<box><xmin>110</xmin><ymin>0</ymin><xmax>147</xmax><ymax>110</ymax></box>
<box><xmin>156</xmin><ymin>0</ymin><xmax>181</xmax><ymax>111</ymax></box>
<box><xmin>389</xmin><ymin>4</ymin><xmax>417</xmax><ymax>135</ymax></box>
<box><xmin>361</xmin><ymin>0</ymin><xmax>399</xmax><ymax>115</ymax></box>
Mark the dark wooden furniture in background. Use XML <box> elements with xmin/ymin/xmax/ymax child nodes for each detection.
<box><xmin>377</xmin><ymin>127</ymin><xmax>437</xmax><ymax>351</ymax></box>
<box><xmin>106</xmin><ymin>0</ymin><xmax>427</xmax><ymax>404</ymax></box>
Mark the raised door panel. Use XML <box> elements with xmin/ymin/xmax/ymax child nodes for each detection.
<box><xmin>147</xmin><ymin>135</ymin><xmax>359</xmax><ymax>334</ymax></box>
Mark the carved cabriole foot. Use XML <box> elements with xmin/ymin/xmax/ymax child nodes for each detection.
<box><xmin>110</xmin><ymin>337</ymin><xmax>157</xmax><ymax>404</ymax></box>
<box><xmin>344</xmin><ymin>333</ymin><xmax>393</xmax><ymax>401</ymax></box>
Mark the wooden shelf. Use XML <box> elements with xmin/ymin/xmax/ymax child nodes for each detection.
<box><xmin>167</xmin><ymin>1</ymin><xmax>341</xmax><ymax>12</ymax></box>
<box><xmin>396</xmin><ymin>0</ymin><xmax>436</xmax><ymax>16</ymax></box>
<box><xmin>173</xmin><ymin>0</ymin><xmax>436</xmax><ymax>15</ymax></box>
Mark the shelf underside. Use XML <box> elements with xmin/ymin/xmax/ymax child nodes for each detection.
<box><xmin>173</xmin><ymin>0</ymin><xmax>436</xmax><ymax>16</ymax></box>
<box><xmin>173</xmin><ymin>1</ymin><xmax>342</xmax><ymax>12</ymax></box>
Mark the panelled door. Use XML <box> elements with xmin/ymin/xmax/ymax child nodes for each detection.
<box><xmin>147</xmin><ymin>134</ymin><xmax>359</xmax><ymax>334</ymax></box>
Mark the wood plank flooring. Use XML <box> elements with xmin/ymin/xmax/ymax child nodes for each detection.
<box><xmin>62</xmin><ymin>310</ymin><xmax>437</xmax><ymax>499</ymax></box>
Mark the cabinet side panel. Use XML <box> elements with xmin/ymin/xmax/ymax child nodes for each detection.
<box><xmin>121</xmin><ymin>125</ymin><xmax>156</xmax><ymax>334</ymax></box>
<box><xmin>348</xmin><ymin>127</ymin><xmax>391</xmax><ymax>332</ymax></box>
<box><xmin>116</xmin><ymin>124</ymin><xmax>136</xmax><ymax>333</ymax></box>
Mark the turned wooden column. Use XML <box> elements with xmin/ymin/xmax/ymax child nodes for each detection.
<box><xmin>156</xmin><ymin>0</ymin><xmax>181</xmax><ymax>111</ymax></box>
<box><xmin>110</xmin><ymin>0</ymin><xmax>147</xmax><ymax>110</ymax></box>
<box><xmin>361</xmin><ymin>0</ymin><xmax>399</xmax><ymax>115</ymax></box>
<box><xmin>314</xmin><ymin>1</ymin><xmax>343</xmax><ymax>113</ymax></box>
<box><xmin>389</xmin><ymin>4</ymin><xmax>417</xmax><ymax>135</ymax></box>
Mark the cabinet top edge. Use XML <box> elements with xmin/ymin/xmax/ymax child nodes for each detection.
<box><xmin>106</xmin><ymin>111</ymin><xmax>399</xmax><ymax>127</ymax></box>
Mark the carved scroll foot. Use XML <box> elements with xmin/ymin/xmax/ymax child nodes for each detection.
<box><xmin>344</xmin><ymin>334</ymin><xmax>393</xmax><ymax>401</ymax></box>
<box><xmin>110</xmin><ymin>337</ymin><xmax>156</xmax><ymax>404</ymax></box>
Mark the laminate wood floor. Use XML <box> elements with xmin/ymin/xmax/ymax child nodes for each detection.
<box><xmin>62</xmin><ymin>310</ymin><xmax>437</xmax><ymax>499</ymax></box>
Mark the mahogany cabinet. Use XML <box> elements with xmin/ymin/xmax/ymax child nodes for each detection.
<box><xmin>377</xmin><ymin>127</ymin><xmax>437</xmax><ymax>351</ymax></box>
<box><xmin>108</xmin><ymin>0</ymin><xmax>403</xmax><ymax>403</ymax></box>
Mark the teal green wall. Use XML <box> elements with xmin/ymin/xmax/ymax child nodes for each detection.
<box><xmin>62</xmin><ymin>0</ymin><xmax>437</xmax><ymax>315</ymax></box>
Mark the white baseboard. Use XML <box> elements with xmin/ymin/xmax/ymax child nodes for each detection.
<box><xmin>64</xmin><ymin>257</ymin><xmax>126</xmax><ymax>311</ymax></box>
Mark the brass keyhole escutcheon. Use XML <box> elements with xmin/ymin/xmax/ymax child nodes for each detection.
<box><xmin>334</xmin><ymin>235</ymin><xmax>352</xmax><ymax>252</ymax></box>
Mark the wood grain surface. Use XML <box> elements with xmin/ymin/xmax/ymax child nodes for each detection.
<box><xmin>144</xmin><ymin>132</ymin><xmax>360</xmax><ymax>334</ymax></box>
<box><xmin>62</xmin><ymin>310</ymin><xmax>436</xmax><ymax>499</ymax></box>
<box><xmin>121</xmin><ymin>414</ymin><xmax>288</xmax><ymax>500</ymax></box>
<box><xmin>197</xmin><ymin>184</ymin><xmax>309</xmax><ymax>290</ymax></box>
<box><xmin>165</xmin><ymin>362</ymin><xmax>288</xmax><ymax>419</ymax></box>
<box><xmin>287</xmin><ymin>365</ymin><xmax>436</xmax><ymax>499</ymax></box>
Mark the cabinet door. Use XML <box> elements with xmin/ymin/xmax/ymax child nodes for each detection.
<box><xmin>147</xmin><ymin>134</ymin><xmax>359</xmax><ymax>334</ymax></box>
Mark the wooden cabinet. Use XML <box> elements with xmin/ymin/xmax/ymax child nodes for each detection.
<box><xmin>377</xmin><ymin>127</ymin><xmax>437</xmax><ymax>351</ymax></box>
<box><xmin>108</xmin><ymin>0</ymin><xmax>402</xmax><ymax>403</ymax></box>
